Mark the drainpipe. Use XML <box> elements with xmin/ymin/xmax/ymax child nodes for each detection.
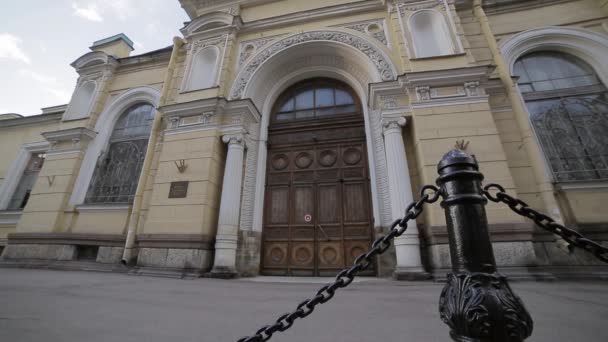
<box><xmin>472</xmin><ymin>0</ymin><xmax>562</xmax><ymax>220</ymax></box>
<box><xmin>121</xmin><ymin>37</ymin><xmax>185</xmax><ymax>264</ymax></box>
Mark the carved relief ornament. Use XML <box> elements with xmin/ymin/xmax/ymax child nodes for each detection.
<box><xmin>391</xmin><ymin>0</ymin><xmax>444</xmax><ymax>12</ymax></box>
<box><xmin>188</xmin><ymin>34</ymin><xmax>228</xmax><ymax>53</ymax></box>
<box><xmin>229</xmin><ymin>31</ymin><xmax>396</xmax><ymax>99</ymax></box>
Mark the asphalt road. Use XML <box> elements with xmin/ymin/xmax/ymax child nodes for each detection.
<box><xmin>1</xmin><ymin>268</ymin><xmax>607</xmax><ymax>342</ymax></box>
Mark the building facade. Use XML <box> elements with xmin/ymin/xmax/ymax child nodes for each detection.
<box><xmin>1</xmin><ymin>0</ymin><xmax>607</xmax><ymax>279</ymax></box>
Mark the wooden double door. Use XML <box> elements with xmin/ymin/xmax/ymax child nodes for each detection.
<box><xmin>262</xmin><ymin>126</ymin><xmax>375</xmax><ymax>276</ymax></box>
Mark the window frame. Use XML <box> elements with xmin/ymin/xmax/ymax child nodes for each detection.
<box><xmin>270</xmin><ymin>78</ymin><xmax>362</xmax><ymax>124</ymax></box>
<box><xmin>0</xmin><ymin>141</ymin><xmax>50</xmax><ymax>212</ymax></box>
<box><xmin>515</xmin><ymin>51</ymin><xmax>608</xmax><ymax>183</ymax></box>
<box><xmin>69</xmin><ymin>86</ymin><xmax>161</xmax><ymax>207</ymax></box>
<box><xmin>84</xmin><ymin>103</ymin><xmax>155</xmax><ymax>204</ymax></box>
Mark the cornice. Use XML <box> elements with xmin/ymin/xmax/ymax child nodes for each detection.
<box><xmin>117</xmin><ymin>48</ymin><xmax>172</xmax><ymax>71</ymax></box>
<box><xmin>41</xmin><ymin>127</ymin><xmax>97</xmax><ymax>143</ymax></box>
<box><xmin>240</xmin><ymin>0</ymin><xmax>386</xmax><ymax>33</ymax></box>
<box><xmin>70</xmin><ymin>51</ymin><xmax>119</xmax><ymax>75</ymax></box>
<box><xmin>455</xmin><ymin>0</ymin><xmax>573</xmax><ymax>12</ymax></box>
<box><xmin>160</xmin><ymin>97</ymin><xmax>261</xmax><ymax>133</ymax></box>
<box><xmin>369</xmin><ymin>65</ymin><xmax>496</xmax><ymax>110</ymax></box>
<box><xmin>400</xmin><ymin>64</ymin><xmax>495</xmax><ymax>86</ymax></box>
<box><xmin>0</xmin><ymin>112</ymin><xmax>62</xmax><ymax>129</ymax></box>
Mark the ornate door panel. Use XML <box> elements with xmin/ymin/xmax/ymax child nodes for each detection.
<box><xmin>262</xmin><ymin>139</ymin><xmax>374</xmax><ymax>276</ymax></box>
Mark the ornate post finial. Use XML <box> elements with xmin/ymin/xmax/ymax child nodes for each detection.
<box><xmin>436</xmin><ymin>149</ymin><xmax>533</xmax><ymax>342</ymax></box>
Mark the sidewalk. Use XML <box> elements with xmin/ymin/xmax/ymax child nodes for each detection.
<box><xmin>1</xmin><ymin>268</ymin><xmax>607</xmax><ymax>342</ymax></box>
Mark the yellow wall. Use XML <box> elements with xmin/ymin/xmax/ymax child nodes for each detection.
<box><xmin>141</xmin><ymin>129</ymin><xmax>224</xmax><ymax>236</ymax></box>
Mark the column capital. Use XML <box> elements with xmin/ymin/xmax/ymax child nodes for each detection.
<box><xmin>222</xmin><ymin>134</ymin><xmax>245</xmax><ymax>147</ymax></box>
<box><xmin>382</xmin><ymin>116</ymin><xmax>407</xmax><ymax>134</ymax></box>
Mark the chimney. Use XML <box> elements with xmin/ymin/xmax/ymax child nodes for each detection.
<box><xmin>89</xmin><ymin>33</ymin><xmax>134</xmax><ymax>58</ymax></box>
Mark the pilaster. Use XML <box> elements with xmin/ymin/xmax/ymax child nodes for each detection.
<box><xmin>16</xmin><ymin>128</ymin><xmax>96</xmax><ymax>233</ymax></box>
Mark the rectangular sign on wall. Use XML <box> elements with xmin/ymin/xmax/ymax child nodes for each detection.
<box><xmin>169</xmin><ymin>181</ymin><xmax>189</xmax><ymax>198</ymax></box>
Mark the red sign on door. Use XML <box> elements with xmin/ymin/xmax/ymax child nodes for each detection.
<box><xmin>304</xmin><ymin>214</ymin><xmax>312</xmax><ymax>222</ymax></box>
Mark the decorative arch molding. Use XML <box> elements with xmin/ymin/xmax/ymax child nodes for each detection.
<box><xmin>68</xmin><ymin>86</ymin><xmax>161</xmax><ymax>206</ymax></box>
<box><xmin>180</xmin><ymin>11</ymin><xmax>235</xmax><ymax>37</ymax></box>
<box><xmin>71</xmin><ymin>51</ymin><xmax>116</xmax><ymax>70</ymax></box>
<box><xmin>229</xmin><ymin>30</ymin><xmax>398</xmax><ymax>99</ymax></box>
<box><xmin>499</xmin><ymin>26</ymin><xmax>608</xmax><ymax>84</ymax></box>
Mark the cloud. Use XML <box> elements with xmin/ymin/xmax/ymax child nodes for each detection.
<box><xmin>72</xmin><ymin>0</ymin><xmax>137</xmax><ymax>22</ymax></box>
<box><xmin>0</xmin><ymin>33</ymin><xmax>31</xmax><ymax>64</ymax></box>
<box><xmin>18</xmin><ymin>69</ymin><xmax>57</xmax><ymax>84</ymax></box>
<box><xmin>133</xmin><ymin>40</ymin><xmax>145</xmax><ymax>51</ymax></box>
<box><xmin>18</xmin><ymin>69</ymin><xmax>72</xmax><ymax>103</ymax></box>
<box><xmin>72</xmin><ymin>3</ymin><xmax>103</xmax><ymax>22</ymax></box>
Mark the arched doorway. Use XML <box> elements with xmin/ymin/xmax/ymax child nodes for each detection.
<box><xmin>261</xmin><ymin>78</ymin><xmax>375</xmax><ymax>276</ymax></box>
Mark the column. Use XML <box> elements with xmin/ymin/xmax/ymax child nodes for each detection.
<box><xmin>383</xmin><ymin>117</ymin><xmax>428</xmax><ymax>280</ymax></box>
<box><xmin>211</xmin><ymin>134</ymin><xmax>245</xmax><ymax>277</ymax></box>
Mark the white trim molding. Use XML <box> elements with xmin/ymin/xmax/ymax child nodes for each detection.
<box><xmin>229</xmin><ymin>29</ymin><xmax>398</xmax><ymax>100</ymax></box>
<box><xmin>0</xmin><ymin>211</ymin><xmax>22</xmax><ymax>225</ymax></box>
<box><xmin>499</xmin><ymin>26</ymin><xmax>608</xmax><ymax>86</ymax></box>
<box><xmin>68</xmin><ymin>86</ymin><xmax>161</xmax><ymax>206</ymax></box>
<box><xmin>499</xmin><ymin>26</ymin><xmax>608</xmax><ymax>184</ymax></box>
<box><xmin>0</xmin><ymin>141</ymin><xmax>50</xmax><ymax>210</ymax></box>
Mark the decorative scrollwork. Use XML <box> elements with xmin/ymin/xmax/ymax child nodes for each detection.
<box><xmin>439</xmin><ymin>272</ymin><xmax>533</xmax><ymax>342</ymax></box>
<box><xmin>230</xmin><ymin>31</ymin><xmax>396</xmax><ymax>99</ymax></box>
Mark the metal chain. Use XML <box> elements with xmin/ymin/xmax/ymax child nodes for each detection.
<box><xmin>236</xmin><ymin>185</ymin><xmax>441</xmax><ymax>342</ymax></box>
<box><xmin>483</xmin><ymin>183</ymin><xmax>608</xmax><ymax>263</ymax></box>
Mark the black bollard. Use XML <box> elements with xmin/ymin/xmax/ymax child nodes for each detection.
<box><xmin>436</xmin><ymin>149</ymin><xmax>533</xmax><ymax>342</ymax></box>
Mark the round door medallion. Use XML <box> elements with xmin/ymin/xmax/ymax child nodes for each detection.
<box><xmin>319</xmin><ymin>150</ymin><xmax>337</xmax><ymax>167</ymax></box>
<box><xmin>271</xmin><ymin>154</ymin><xmax>289</xmax><ymax>170</ymax></box>
<box><xmin>293</xmin><ymin>246</ymin><xmax>312</xmax><ymax>265</ymax></box>
<box><xmin>295</xmin><ymin>152</ymin><xmax>313</xmax><ymax>169</ymax></box>
<box><xmin>269</xmin><ymin>247</ymin><xmax>285</xmax><ymax>263</ymax></box>
<box><xmin>321</xmin><ymin>246</ymin><xmax>339</xmax><ymax>264</ymax></box>
<box><xmin>343</xmin><ymin>148</ymin><xmax>362</xmax><ymax>165</ymax></box>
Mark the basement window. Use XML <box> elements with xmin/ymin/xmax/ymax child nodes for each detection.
<box><xmin>76</xmin><ymin>245</ymin><xmax>99</xmax><ymax>261</ymax></box>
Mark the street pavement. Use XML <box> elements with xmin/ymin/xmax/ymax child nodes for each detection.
<box><xmin>1</xmin><ymin>268</ymin><xmax>607</xmax><ymax>342</ymax></box>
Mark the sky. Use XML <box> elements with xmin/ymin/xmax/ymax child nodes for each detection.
<box><xmin>0</xmin><ymin>0</ymin><xmax>190</xmax><ymax>116</ymax></box>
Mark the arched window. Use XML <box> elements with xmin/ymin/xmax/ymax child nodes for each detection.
<box><xmin>409</xmin><ymin>10</ymin><xmax>454</xmax><ymax>58</ymax></box>
<box><xmin>272</xmin><ymin>79</ymin><xmax>360</xmax><ymax>122</ymax></box>
<box><xmin>65</xmin><ymin>81</ymin><xmax>96</xmax><ymax>120</ymax></box>
<box><xmin>514</xmin><ymin>51</ymin><xmax>608</xmax><ymax>182</ymax></box>
<box><xmin>185</xmin><ymin>47</ymin><xmax>219</xmax><ymax>91</ymax></box>
<box><xmin>85</xmin><ymin>103</ymin><xmax>155</xmax><ymax>203</ymax></box>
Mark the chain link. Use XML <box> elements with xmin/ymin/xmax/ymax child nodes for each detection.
<box><xmin>236</xmin><ymin>184</ymin><xmax>441</xmax><ymax>342</ymax></box>
<box><xmin>483</xmin><ymin>183</ymin><xmax>608</xmax><ymax>263</ymax></box>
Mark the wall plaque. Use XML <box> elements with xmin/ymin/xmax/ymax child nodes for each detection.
<box><xmin>169</xmin><ymin>181</ymin><xmax>189</xmax><ymax>198</ymax></box>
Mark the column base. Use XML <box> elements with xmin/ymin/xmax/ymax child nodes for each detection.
<box><xmin>393</xmin><ymin>266</ymin><xmax>432</xmax><ymax>281</ymax></box>
<box><xmin>207</xmin><ymin>266</ymin><xmax>238</xmax><ymax>279</ymax></box>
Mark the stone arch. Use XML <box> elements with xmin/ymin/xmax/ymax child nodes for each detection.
<box><xmin>234</xmin><ymin>34</ymin><xmax>397</xmax><ymax>238</ymax></box>
<box><xmin>499</xmin><ymin>26</ymin><xmax>608</xmax><ymax>85</ymax></box>
<box><xmin>69</xmin><ymin>86</ymin><xmax>160</xmax><ymax>206</ymax></box>
<box><xmin>229</xmin><ymin>30</ymin><xmax>398</xmax><ymax>100</ymax></box>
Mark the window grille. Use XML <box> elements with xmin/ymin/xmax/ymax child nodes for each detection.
<box><xmin>515</xmin><ymin>52</ymin><xmax>608</xmax><ymax>182</ymax></box>
<box><xmin>85</xmin><ymin>103</ymin><xmax>154</xmax><ymax>204</ymax></box>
